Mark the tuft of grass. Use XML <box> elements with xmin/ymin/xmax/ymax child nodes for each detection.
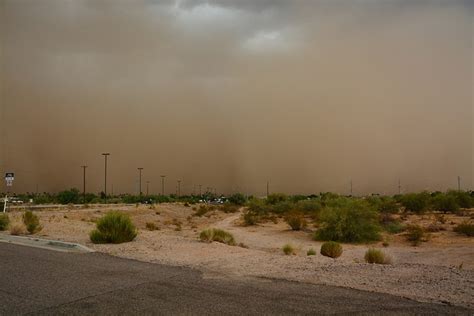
<box><xmin>220</xmin><ymin>203</ymin><xmax>239</xmax><ymax>213</ymax></box>
<box><xmin>282</xmin><ymin>244</ymin><xmax>295</xmax><ymax>255</ymax></box>
<box><xmin>364</xmin><ymin>248</ymin><xmax>392</xmax><ymax>264</ymax></box>
<box><xmin>320</xmin><ymin>241</ymin><xmax>343</xmax><ymax>259</ymax></box>
<box><xmin>194</xmin><ymin>205</ymin><xmax>211</xmax><ymax>217</ymax></box>
<box><xmin>453</xmin><ymin>221</ymin><xmax>474</xmax><ymax>237</ymax></box>
<box><xmin>90</xmin><ymin>212</ymin><xmax>137</xmax><ymax>244</ymax></box>
<box><xmin>243</xmin><ymin>211</ymin><xmax>259</xmax><ymax>226</ymax></box>
<box><xmin>307</xmin><ymin>248</ymin><xmax>316</xmax><ymax>256</ymax></box>
<box><xmin>23</xmin><ymin>211</ymin><xmax>41</xmax><ymax>234</ymax></box>
<box><xmin>10</xmin><ymin>224</ymin><xmax>24</xmax><ymax>235</ymax></box>
<box><xmin>284</xmin><ymin>211</ymin><xmax>307</xmax><ymax>231</ymax></box>
<box><xmin>145</xmin><ymin>222</ymin><xmax>158</xmax><ymax>231</ymax></box>
<box><xmin>0</xmin><ymin>213</ymin><xmax>10</xmax><ymax>231</ymax></box>
<box><xmin>199</xmin><ymin>228</ymin><xmax>236</xmax><ymax>246</ymax></box>
<box><xmin>382</xmin><ymin>241</ymin><xmax>390</xmax><ymax>247</ymax></box>
<box><xmin>384</xmin><ymin>221</ymin><xmax>406</xmax><ymax>234</ymax></box>
<box><xmin>405</xmin><ymin>224</ymin><xmax>426</xmax><ymax>246</ymax></box>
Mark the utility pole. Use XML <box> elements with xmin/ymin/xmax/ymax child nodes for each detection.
<box><xmin>458</xmin><ymin>176</ymin><xmax>461</xmax><ymax>191</ymax></box>
<box><xmin>138</xmin><ymin>168</ymin><xmax>144</xmax><ymax>196</ymax></box>
<box><xmin>160</xmin><ymin>175</ymin><xmax>166</xmax><ymax>196</ymax></box>
<box><xmin>146</xmin><ymin>181</ymin><xmax>150</xmax><ymax>196</ymax></box>
<box><xmin>102</xmin><ymin>153</ymin><xmax>110</xmax><ymax>203</ymax></box>
<box><xmin>266</xmin><ymin>181</ymin><xmax>269</xmax><ymax>197</ymax></box>
<box><xmin>177</xmin><ymin>180</ymin><xmax>181</xmax><ymax>197</ymax></box>
<box><xmin>81</xmin><ymin>165</ymin><xmax>87</xmax><ymax>204</ymax></box>
<box><xmin>199</xmin><ymin>184</ymin><xmax>202</xmax><ymax>196</ymax></box>
<box><xmin>398</xmin><ymin>179</ymin><xmax>401</xmax><ymax>195</ymax></box>
<box><xmin>350</xmin><ymin>179</ymin><xmax>353</xmax><ymax>196</ymax></box>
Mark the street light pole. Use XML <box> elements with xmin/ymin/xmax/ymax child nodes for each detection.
<box><xmin>102</xmin><ymin>153</ymin><xmax>110</xmax><ymax>204</ymax></box>
<box><xmin>160</xmin><ymin>175</ymin><xmax>166</xmax><ymax>196</ymax></box>
<box><xmin>138</xmin><ymin>168</ymin><xmax>144</xmax><ymax>196</ymax></box>
<box><xmin>81</xmin><ymin>166</ymin><xmax>87</xmax><ymax>204</ymax></box>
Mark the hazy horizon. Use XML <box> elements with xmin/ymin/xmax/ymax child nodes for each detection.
<box><xmin>0</xmin><ymin>0</ymin><xmax>473</xmax><ymax>196</ymax></box>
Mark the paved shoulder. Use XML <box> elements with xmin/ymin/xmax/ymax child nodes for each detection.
<box><xmin>0</xmin><ymin>243</ymin><xmax>471</xmax><ymax>315</ymax></box>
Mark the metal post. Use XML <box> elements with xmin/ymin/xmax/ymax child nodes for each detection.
<box><xmin>138</xmin><ymin>168</ymin><xmax>143</xmax><ymax>196</ymax></box>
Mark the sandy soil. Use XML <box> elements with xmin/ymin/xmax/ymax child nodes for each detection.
<box><xmin>5</xmin><ymin>204</ymin><xmax>474</xmax><ymax>308</ymax></box>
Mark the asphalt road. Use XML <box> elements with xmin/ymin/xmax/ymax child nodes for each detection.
<box><xmin>0</xmin><ymin>243</ymin><xmax>471</xmax><ymax>315</ymax></box>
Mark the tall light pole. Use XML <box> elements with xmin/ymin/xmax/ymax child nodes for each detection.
<box><xmin>266</xmin><ymin>181</ymin><xmax>269</xmax><ymax>197</ymax></box>
<box><xmin>138</xmin><ymin>168</ymin><xmax>144</xmax><ymax>196</ymax></box>
<box><xmin>146</xmin><ymin>181</ymin><xmax>150</xmax><ymax>196</ymax></box>
<box><xmin>177</xmin><ymin>180</ymin><xmax>181</xmax><ymax>197</ymax></box>
<box><xmin>160</xmin><ymin>175</ymin><xmax>166</xmax><ymax>196</ymax></box>
<box><xmin>458</xmin><ymin>176</ymin><xmax>461</xmax><ymax>191</ymax></box>
<box><xmin>102</xmin><ymin>153</ymin><xmax>110</xmax><ymax>203</ymax></box>
<box><xmin>398</xmin><ymin>179</ymin><xmax>401</xmax><ymax>195</ymax></box>
<box><xmin>199</xmin><ymin>184</ymin><xmax>202</xmax><ymax>196</ymax></box>
<box><xmin>350</xmin><ymin>179</ymin><xmax>353</xmax><ymax>196</ymax></box>
<box><xmin>81</xmin><ymin>165</ymin><xmax>87</xmax><ymax>204</ymax></box>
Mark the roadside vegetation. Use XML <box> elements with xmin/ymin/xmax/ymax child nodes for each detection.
<box><xmin>364</xmin><ymin>248</ymin><xmax>392</xmax><ymax>264</ymax></box>
<box><xmin>90</xmin><ymin>212</ymin><xmax>137</xmax><ymax>244</ymax></box>
<box><xmin>23</xmin><ymin>211</ymin><xmax>41</xmax><ymax>234</ymax></box>
<box><xmin>0</xmin><ymin>213</ymin><xmax>10</xmax><ymax>231</ymax></box>
<box><xmin>320</xmin><ymin>241</ymin><xmax>343</xmax><ymax>259</ymax></box>
<box><xmin>199</xmin><ymin>228</ymin><xmax>236</xmax><ymax>246</ymax></box>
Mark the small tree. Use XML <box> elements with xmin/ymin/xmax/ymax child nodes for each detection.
<box><xmin>432</xmin><ymin>194</ymin><xmax>460</xmax><ymax>214</ymax></box>
<box><xmin>401</xmin><ymin>192</ymin><xmax>430</xmax><ymax>214</ymax></box>
<box><xmin>228</xmin><ymin>193</ymin><xmax>247</xmax><ymax>206</ymax></box>
<box><xmin>90</xmin><ymin>212</ymin><xmax>137</xmax><ymax>244</ymax></box>
<box><xmin>57</xmin><ymin>188</ymin><xmax>80</xmax><ymax>204</ymax></box>
<box><xmin>284</xmin><ymin>211</ymin><xmax>306</xmax><ymax>231</ymax></box>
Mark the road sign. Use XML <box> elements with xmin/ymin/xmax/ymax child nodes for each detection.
<box><xmin>5</xmin><ymin>173</ymin><xmax>14</xmax><ymax>181</ymax></box>
<box><xmin>6</xmin><ymin>180</ymin><xmax>12</xmax><ymax>187</ymax></box>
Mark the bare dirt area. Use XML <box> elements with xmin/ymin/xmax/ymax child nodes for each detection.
<box><xmin>5</xmin><ymin>204</ymin><xmax>474</xmax><ymax>309</ymax></box>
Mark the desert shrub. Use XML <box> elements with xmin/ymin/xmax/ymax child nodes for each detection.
<box><xmin>453</xmin><ymin>221</ymin><xmax>474</xmax><ymax>237</ymax></box>
<box><xmin>435</xmin><ymin>214</ymin><xmax>447</xmax><ymax>224</ymax></box>
<box><xmin>307</xmin><ymin>248</ymin><xmax>316</xmax><ymax>256</ymax></box>
<box><xmin>401</xmin><ymin>193</ymin><xmax>430</xmax><ymax>214</ymax></box>
<box><xmin>0</xmin><ymin>213</ymin><xmax>10</xmax><ymax>231</ymax></box>
<box><xmin>266</xmin><ymin>193</ymin><xmax>288</xmax><ymax>205</ymax></box>
<box><xmin>432</xmin><ymin>194</ymin><xmax>460</xmax><ymax>214</ymax></box>
<box><xmin>22</xmin><ymin>211</ymin><xmax>41</xmax><ymax>234</ymax></box>
<box><xmin>447</xmin><ymin>190</ymin><xmax>474</xmax><ymax>209</ymax></box>
<box><xmin>90</xmin><ymin>212</ymin><xmax>137</xmax><ymax>244</ymax></box>
<box><xmin>364</xmin><ymin>248</ymin><xmax>391</xmax><ymax>264</ymax></box>
<box><xmin>10</xmin><ymin>224</ymin><xmax>24</xmax><ymax>235</ymax></box>
<box><xmin>314</xmin><ymin>200</ymin><xmax>381</xmax><ymax>243</ymax></box>
<box><xmin>378</xmin><ymin>197</ymin><xmax>400</xmax><ymax>214</ymax></box>
<box><xmin>57</xmin><ymin>188</ymin><xmax>80</xmax><ymax>204</ymax></box>
<box><xmin>220</xmin><ymin>203</ymin><xmax>239</xmax><ymax>213</ymax></box>
<box><xmin>282</xmin><ymin>244</ymin><xmax>295</xmax><ymax>255</ymax></box>
<box><xmin>284</xmin><ymin>211</ymin><xmax>306</xmax><ymax>231</ymax></box>
<box><xmin>145</xmin><ymin>222</ymin><xmax>158</xmax><ymax>231</ymax></box>
<box><xmin>320</xmin><ymin>241</ymin><xmax>343</xmax><ymax>259</ymax></box>
<box><xmin>272</xmin><ymin>201</ymin><xmax>294</xmax><ymax>214</ymax></box>
<box><xmin>383</xmin><ymin>220</ymin><xmax>406</xmax><ymax>234</ymax></box>
<box><xmin>199</xmin><ymin>228</ymin><xmax>235</xmax><ymax>245</ymax></box>
<box><xmin>228</xmin><ymin>193</ymin><xmax>247</xmax><ymax>206</ymax></box>
<box><xmin>243</xmin><ymin>211</ymin><xmax>259</xmax><ymax>226</ymax></box>
<box><xmin>194</xmin><ymin>205</ymin><xmax>211</xmax><ymax>217</ymax></box>
<box><xmin>405</xmin><ymin>224</ymin><xmax>426</xmax><ymax>246</ymax></box>
<box><xmin>295</xmin><ymin>199</ymin><xmax>323</xmax><ymax>216</ymax></box>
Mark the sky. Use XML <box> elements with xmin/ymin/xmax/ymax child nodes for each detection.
<box><xmin>0</xmin><ymin>0</ymin><xmax>473</xmax><ymax>195</ymax></box>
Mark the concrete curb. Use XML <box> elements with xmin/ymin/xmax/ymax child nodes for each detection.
<box><xmin>0</xmin><ymin>234</ymin><xmax>94</xmax><ymax>253</ymax></box>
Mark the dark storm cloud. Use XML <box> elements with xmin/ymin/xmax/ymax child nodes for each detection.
<box><xmin>0</xmin><ymin>0</ymin><xmax>472</xmax><ymax>195</ymax></box>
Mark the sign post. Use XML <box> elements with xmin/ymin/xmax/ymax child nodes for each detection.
<box><xmin>4</xmin><ymin>173</ymin><xmax>14</xmax><ymax>212</ymax></box>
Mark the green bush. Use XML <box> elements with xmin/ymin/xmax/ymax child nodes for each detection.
<box><xmin>220</xmin><ymin>203</ymin><xmax>239</xmax><ymax>213</ymax></box>
<box><xmin>295</xmin><ymin>199</ymin><xmax>322</xmax><ymax>215</ymax></box>
<box><xmin>320</xmin><ymin>241</ymin><xmax>343</xmax><ymax>259</ymax></box>
<box><xmin>266</xmin><ymin>193</ymin><xmax>288</xmax><ymax>205</ymax></box>
<box><xmin>22</xmin><ymin>211</ymin><xmax>41</xmax><ymax>234</ymax></box>
<box><xmin>401</xmin><ymin>193</ymin><xmax>430</xmax><ymax>214</ymax></box>
<box><xmin>57</xmin><ymin>188</ymin><xmax>81</xmax><ymax>204</ymax></box>
<box><xmin>447</xmin><ymin>190</ymin><xmax>474</xmax><ymax>209</ymax></box>
<box><xmin>307</xmin><ymin>248</ymin><xmax>316</xmax><ymax>256</ymax></box>
<box><xmin>284</xmin><ymin>211</ymin><xmax>306</xmax><ymax>231</ymax></box>
<box><xmin>0</xmin><ymin>213</ymin><xmax>10</xmax><ymax>231</ymax></box>
<box><xmin>384</xmin><ymin>221</ymin><xmax>406</xmax><ymax>234</ymax></box>
<box><xmin>453</xmin><ymin>221</ymin><xmax>474</xmax><ymax>237</ymax></box>
<box><xmin>228</xmin><ymin>193</ymin><xmax>247</xmax><ymax>206</ymax></box>
<box><xmin>90</xmin><ymin>212</ymin><xmax>137</xmax><ymax>244</ymax></box>
<box><xmin>364</xmin><ymin>248</ymin><xmax>391</xmax><ymax>264</ymax></box>
<box><xmin>432</xmin><ymin>194</ymin><xmax>460</xmax><ymax>214</ymax></box>
<box><xmin>272</xmin><ymin>201</ymin><xmax>294</xmax><ymax>214</ymax></box>
<box><xmin>199</xmin><ymin>228</ymin><xmax>235</xmax><ymax>245</ymax></box>
<box><xmin>194</xmin><ymin>205</ymin><xmax>211</xmax><ymax>217</ymax></box>
<box><xmin>282</xmin><ymin>244</ymin><xmax>295</xmax><ymax>255</ymax></box>
<box><xmin>314</xmin><ymin>200</ymin><xmax>381</xmax><ymax>243</ymax></box>
<box><xmin>243</xmin><ymin>210</ymin><xmax>259</xmax><ymax>226</ymax></box>
<box><xmin>405</xmin><ymin>224</ymin><xmax>426</xmax><ymax>246</ymax></box>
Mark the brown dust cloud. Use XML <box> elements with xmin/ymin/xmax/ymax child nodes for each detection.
<box><xmin>0</xmin><ymin>0</ymin><xmax>472</xmax><ymax>196</ymax></box>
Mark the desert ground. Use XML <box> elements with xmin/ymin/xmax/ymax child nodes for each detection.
<box><xmin>4</xmin><ymin>203</ymin><xmax>474</xmax><ymax>309</ymax></box>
